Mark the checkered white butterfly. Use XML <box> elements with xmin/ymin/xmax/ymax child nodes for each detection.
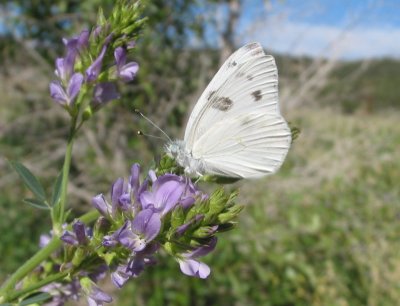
<box><xmin>166</xmin><ymin>42</ymin><xmax>291</xmax><ymax>178</ymax></box>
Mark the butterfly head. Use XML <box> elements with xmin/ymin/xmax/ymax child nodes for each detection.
<box><xmin>165</xmin><ymin>140</ymin><xmax>205</xmax><ymax>177</ymax></box>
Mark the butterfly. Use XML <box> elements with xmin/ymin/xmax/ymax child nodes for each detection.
<box><xmin>165</xmin><ymin>42</ymin><xmax>291</xmax><ymax>179</ymax></box>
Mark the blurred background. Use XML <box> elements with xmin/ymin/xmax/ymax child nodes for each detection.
<box><xmin>1</xmin><ymin>0</ymin><xmax>400</xmax><ymax>305</ymax></box>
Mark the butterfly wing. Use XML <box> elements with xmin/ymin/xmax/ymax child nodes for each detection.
<box><xmin>184</xmin><ymin>42</ymin><xmax>278</xmax><ymax>148</ymax></box>
<box><xmin>182</xmin><ymin>42</ymin><xmax>290</xmax><ymax>178</ymax></box>
<box><xmin>191</xmin><ymin>112</ymin><xmax>291</xmax><ymax>178</ymax></box>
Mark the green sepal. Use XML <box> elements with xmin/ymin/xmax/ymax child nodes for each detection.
<box><xmin>170</xmin><ymin>206</ymin><xmax>185</xmax><ymax>229</ymax></box>
<box><xmin>102</xmin><ymin>252</ymin><xmax>117</xmax><ymax>266</ymax></box>
<box><xmin>192</xmin><ymin>226</ymin><xmax>215</xmax><ymax>238</ymax></box>
<box><xmin>96</xmin><ymin>7</ymin><xmax>107</xmax><ymax>27</ymax></box>
<box><xmin>93</xmin><ymin>217</ymin><xmax>111</xmax><ymax>240</ymax></box>
<box><xmin>71</xmin><ymin>248</ymin><xmax>87</xmax><ymax>267</ymax></box>
<box><xmin>217</xmin><ymin>205</ymin><xmax>244</xmax><ymax>224</ymax></box>
<box><xmin>216</xmin><ymin>222</ymin><xmax>237</xmax><ymax>232</ymax></box>
<box><xmin>289</xmin><ymin>122</ymin><xmax>301</xmax><ymax>143</ymax></box>
<box><xmin>156</xmin><ymin>154</ymin><xmax>183</xmax><ymax>176</ymax></box>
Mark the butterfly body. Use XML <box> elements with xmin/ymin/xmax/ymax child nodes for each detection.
<box><xmin>166</xmin><ymin>42</ymin><xmax>291</xmax><ymax>179</ymax></box>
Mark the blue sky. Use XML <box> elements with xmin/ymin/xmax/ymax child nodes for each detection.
<box><xmin>239</xmin><ymin>0</ymin><xmax>400</xmax><ymax>59</ymax></box>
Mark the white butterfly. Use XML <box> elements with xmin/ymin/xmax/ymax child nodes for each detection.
<box><xmin>166</xmin><ymin>42</ymin><xmax>291</xmax><ymax>179</ymax></box>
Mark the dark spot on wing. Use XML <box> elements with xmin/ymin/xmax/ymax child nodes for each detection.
<box><xmin>212</xmin><ymin>97</ymin><xmax>233</xmax><ymax>111</ymax></box>
<box><xmin>207</xmin><ymin>90</ymin><xmax>216</xmax><ymax>101</ymax></box>
<box><xmin>251</xmin><ymin>90</ymin><xmax>262</xmax><ymax>102</ymax></box>
<box><xmin>246</xmin><ymin>75</ymin><xmax>254</xmax><ymax>81</ymax></box>
<box><xmin>251</xmin><ymin>49</ymin><xmax>264</xmax><ymax>56</ymax></box>
<box><xmin>245</xmin><ymin>42</ymin><xmax>259</xmax><ymax>50</ymax></box>
<box><xmin>228</xmin><ymin>60</ymin><xmax>238</xmax><ymax>68</ymax></box>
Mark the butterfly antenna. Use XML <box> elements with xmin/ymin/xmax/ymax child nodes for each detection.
<box><xmin>136</xmin><ymin>130</ymin><xmax>166</xmax><ymax>140</ymax></box>
<box><xmin>134</xmin><ymin>109</ymin><xmax>172</xmax><ymax>142</ymax></box>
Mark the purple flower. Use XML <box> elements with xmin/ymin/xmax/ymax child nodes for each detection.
<box><xmin>178</xmin><ymin>259</ymin><xmax>211</xmax><ymax>279</ymax></box>
<box><xmin>42</xmin><ymin>278</ymin><xmax>80</xmax><ymax>306</ymax></box>
<box><xmin>86</xmin><ymin>34</ymin><xmax>112</xmax><ymax>82</ymax></box>
<box><xmin>61</xmin><ymin>30</ymin><xmax>90</xmax><ymax>79</ymax></box>
<box><xmin>92</xmin><ymin>194</ymin><xmax>112</xmax><ymax>218</ymax></box>
<box><xmin>118</xmin><ymin>209</ymin><xmax>161</xmax><ymax>251</ymax></box>
<box><xmin>50</xmin><ymin>73</ymin><xmax>83</xmax><ymax>106</ymax></box>
<box><xmin>110</xmin><ymin>177</ymin><xmax>131</xmax><ymax>216</ymax></box>
<box><xmin>140</xmin><ymin>174</ymin><xmax>187</xmax><ymax>215</ymax></box>
<box><xmin>176</xmin><ymin>214</ymin><xmax>204</xmax><ymax>236</ymax></box>
<box><xmin>61</xmin><ymin>220</ymin><xmax>90</xmax><ymax>246</ymax></box>
<box><xmin>86</xmin><ymin>284</ymin><xmax>112</xmax><ymax>306</ymax></box>
<box><xmin>39</xmin><ymin>233</ymin><xmax>51</xmax><ymax>248</ymax></box>
<box><xmin>102</xmin><ymin>222</ymin><xmax>130</xmax><ymax>247</ymax></box>
<box><xmin>114</xmin><ymin>47</ymin><xmax>139</xmax><ymax>82</ymax></box>
<box><xmin>111</xmin><ymin>243</ymin><xmax>159</xmax><ymax>288</ymax></box>
<box><xmin>129</xmin><ymin>163</ymin><xmax>140</xmax><ymax>200</ymax></box>
<box><xmin>180</xmin><ymin>179</ymin><xmax>203</xmax><ymax>209</ymax></box>
<box><xmin>92</xmin><ymin>82</ymin><xmax>120</xmax><ymax>107</ymax></box>
<box><xmin>178</xmin><ymin>237</ymin><xmax>217</xmax><ymax>279</ymax></box>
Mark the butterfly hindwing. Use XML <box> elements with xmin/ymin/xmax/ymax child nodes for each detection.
<box><xmin>191</xmin><ymin>112</ymin><xmax>291</xmax><ymax>178</ymax></box>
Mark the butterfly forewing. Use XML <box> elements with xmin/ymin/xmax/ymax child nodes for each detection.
<box><xmin>184</xmin><ymin>42</ymin><xmax>268</xmax><ymax>148</ymax></box>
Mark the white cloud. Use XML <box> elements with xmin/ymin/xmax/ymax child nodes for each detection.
<box><xmin>247</xmin><ymin>20</ymin><xmax>400</xmax><ymax>60</ymax></box>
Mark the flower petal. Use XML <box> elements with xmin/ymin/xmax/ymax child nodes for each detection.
<box><xmin>111</xmin><ymin>265</ymin><xmax>130</xmax><ymax>288</ymax></box>
<box><xmin>114</xmin><ymin>47</ymin><xmax>127</xmax><ymax>69</ymax></box>
<box><xmin>188</xmin><ymin>237</ymin><xmax>218</xmax><ymax>258</ymax></box>
<box><xmin>92</xmin><ymin>82</ymin><xmax>120</xmax><ymax>107</ymax></box>
<box><xmin>67</xmin><ymin>73</ymin><xmax>83</xmax><ymax>103</ymax></box>
<box><xmin>111</xmin><ymin>177</ymin><xmax>124</xmax><ymax>214</ymax></box>
<box><xmin>119</xmin><ymin>62</ymin><xmax>139</xmax><ymax>82</ymax></box>
<box><xmin>178</xmin><ymin>259</ymin><xmax>210</xmax><ymax>279</ymax></box>
<box><xmin>60</xmin><ymin>230</ymin><xmax>78</xmax><ymax>245</ymax></box>
<box><xmin>86</xmin><ymin>44</ymin><xmax>107</xmax><ymax>82</ymax></box>
<box><xmin>153</xmin><ymin>175</ymin><xmax>185</xmax><ymax>214</ymax></box>
<box><xmin>132</xmin><ymin>208</ymin><xmax>161</xmax><ymax>242</ymax></box>
<box><xmin>139</xmin><ymin>191</ymin><xmax>154</xmax><ymax>209</ymax></box>
<box><xmin>49</xmin><ymin>81</ymin><xmax>68</xmax><ymax>105</ymax></box>
<box><xmin>92</xmin><ymin>194</ymin><xmax>111</xmax><ymax>217</ymax></box>
<box><xmin>72</xmin><ymin>220</ymin><xmax>88</xmax><ymax>245</ymax></box>
<box><xmin>118</xmin><ymin>225</ymin><xmax>146</xmax><ymax>252</ymax></box>
<box><xmin>88</xmin><ymin>285</ymin><xmax>113</xmax><ymax>304</ymax></box>
<box><xmin>129</xmin><ymin>163</ymin><xmax>140</xmax><ymax>195</ymax></box>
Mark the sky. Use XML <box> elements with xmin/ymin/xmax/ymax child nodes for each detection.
<box><xmin>240</xmin><ymin>0</ymin><xmax>400</xmax><ymax>60</ymax></box>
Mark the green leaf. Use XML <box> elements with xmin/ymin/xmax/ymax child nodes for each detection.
<box><xmin>23</xmin><ymin>198</ymin><xmax>50</xmax><ymax>210</ymax></box>
<box><xmin>11</xmin><ymin>161</ymin><xmax>46</xmax><ymax>201</ymax></box>
<box><xmin>19</xmin><ymin>292</ymin><xmax>51</xmax><ymax>305</ymax></box>
<box><xmin>51</xmin><ymin>170</ymin><xmax>63</xmax><ymax>207</ymax></box>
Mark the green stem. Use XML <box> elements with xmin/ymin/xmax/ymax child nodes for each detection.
<box><xmin>55</xmin><ymin>116</ymin><xmax>78</xmax><ymax>228</ymax></box>
<box><xmin>0</xmin><ymin>210</ymin><xmax>100</xmax><ymax>303</ymax></box>
<box><xmin>6</xmin><ymin>271</ymin><xmax>69</xmax><ymax>302</ymax></box>
<box><xmin>0</xmin><ymin>238</ymin><xmax>60</xmax><ymax>303</ymax></box>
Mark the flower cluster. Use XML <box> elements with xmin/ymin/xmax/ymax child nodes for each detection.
<box><xmin>49</xmin><ymin>1</ymin><xmax>144</xmax><ymax>116</ymax></box>
<box><xmin>41</xmin><ymin>156</ymin><xmax>243</xmax><ymax>305</ymax></box>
